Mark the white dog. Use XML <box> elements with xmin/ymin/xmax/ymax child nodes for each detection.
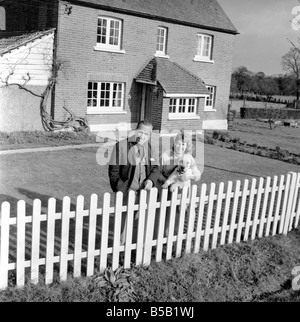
<box><xmin>162</xmin><ymin>153</ymin><xmax>201</xmax><ymax>192</ymax></box>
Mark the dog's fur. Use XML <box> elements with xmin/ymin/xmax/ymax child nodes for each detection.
<box><xmin>162</xmin><ymin>153</ymin><xmax>198</xmax><ymax>192</ymax></box>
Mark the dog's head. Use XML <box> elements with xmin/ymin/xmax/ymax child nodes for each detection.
<box><xmin>177</xmin><ymin>154</ymin><xmax>193</xmax><ymax>175</ymax></box>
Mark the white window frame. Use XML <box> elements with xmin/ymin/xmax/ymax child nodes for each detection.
<box><xmin>168</xmin><ymin>97</ymin><xmax>200</xmax><ymax>120</ymax></box>
<box><xmin>155</xmin><ymin>26</ymin><xmax>169</xmax><ymax>58</ymax></box>
<box><xmin>87</xmin><ymin>81</ymin><xmax>126</xmax><ymax>114</ymax></box>
<box><xmin>94</xmin><ymin>16</ymin><xmax>125</xmax><ymax>53</ymax></box>
<box><xmin>194</xmin><ymin>34</ymin><xmax>214</xmax><ymax>63</ymax></box>
<box><xmin>205</xmin><ymin>86</ymin><xmax>217</xmax><ymax>111</ymax></box>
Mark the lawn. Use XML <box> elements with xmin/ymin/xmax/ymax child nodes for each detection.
<box><xmin>225</xmin><ymin>118</ymin><xmax>300</xmax><ymax>155</ymax></box>
<box><xmin>1</xmin><ymin>143</ymin><xmax>299</xmax><ymax>214</ymax></box>
<box><xmin>0</xmin><ymin>123</ymin><xmax>300</xmax><ymax>302</ymax></box>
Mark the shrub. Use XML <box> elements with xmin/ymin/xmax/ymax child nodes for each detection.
<box><xmin>212</xmin><ymin>131</ymin><xmax>220</xmax><ymax>140</ymax></box>
<box><xmin>204</xmin><ymin>135</ymin><xmax>215</xmax><ymax>145</ymax></box>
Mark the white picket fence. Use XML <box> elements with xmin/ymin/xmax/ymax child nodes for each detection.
<box><xmin>0</xmin><ymin>172</ymin><xmax>299</xmax><ymax>290</ymax></box>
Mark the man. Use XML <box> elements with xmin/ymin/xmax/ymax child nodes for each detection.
<box><xmin>108</xmin><ymin>120</ymin><xmax>160</xmax><ymax>243</ymax></box>
<box><xmin>108</xmin><ymin>120</ymin><xmax>160</xmax><ymax>198</ymax></box>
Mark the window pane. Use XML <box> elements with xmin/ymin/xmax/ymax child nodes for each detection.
<box><xmin>157</xmin><ymin>27</ymin><xmax>167</xmax><ymax>53</ymax></box>
<box><xmin>97</xmin><ymin>18</ymin><xmax>107</xmax><ymax>44</ymax></box>
<box><xmin>87</xmin><ymin>82</ymin><xmax>98</xmax><ymax>107</ymax></box>
<box><xmin>109</xmin><ymin>19</ymin><xmax>120</xmax><ymax>46</ymax></box>
<box><xmin>197</xmin><ymin>35</ymin><xmax>202</xmax><ymax>56</ymax></box>
<box><xmin>206</xmin><ymin>86</ymin><xmax>216</xmax><ymax>108</ymax></box>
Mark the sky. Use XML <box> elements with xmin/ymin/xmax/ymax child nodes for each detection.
<box><xmin>0</xmin><ymin>1</ymin><xmax>299</xmax><ymax>76</ymax></box>
<box><xmin>218</xmin><ymin>0</ymin><xmax>300</xmax><ymax>76</ymax></box>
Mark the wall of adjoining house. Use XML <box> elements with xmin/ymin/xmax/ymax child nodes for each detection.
<box><xmin>0</xmin><ymin>86</ymin><xmax>48</xmax><ymax>132</ymax></box>
<box><xmin>54</xmin><ymin>3</ymin><xmax>235</xmax><ymax>131</ymax></box>
<box><xmin>2</xmin><ymin>0</ymin><xmax>58</xmax><ymax>32</ymax></box>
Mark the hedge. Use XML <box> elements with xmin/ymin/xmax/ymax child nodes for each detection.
<box><xmin>240</xmin><ymin>108</ymin><xmax>300</xmax><ymax>120</ymax></box>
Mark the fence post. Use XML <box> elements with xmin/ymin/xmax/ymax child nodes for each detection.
<box><xmin>176</xmin><ymin>186</ymin><xmax>190</xmax><ymax>257</ymax></box>
<box><xmin>59</xmin><ymin>196</ymin><xmax>72</xmax><ymax>282</ymax></box>
<box><xmin>265</xmin><ymin>176</ymin><xmax>278</xmax><ymax>237</ymax></box>
<box><xmin>272</xmin><ymin>175</ymin><xmax>285</xmax><ymax>236</ymax></box>
<box><xmin>0</xmin><ymin>202</ymin><xmax>10</xmax><ymax>290</ymax></box>
<box><xmin>293</xmin><ymin>173</ymin><xmax>300</xmax><ymax>229</ymax></box>
<box><xmin>284</xmin><ymin>172</ymin><xmax>298</xmax><ymax>234</ymax></box>
<box><xmin>279</xmin><ymin>173</ymin><xmax>292</xmax><ymax>235</ymax></box>
<box><xmin>31</xmin><ymin>199</ymin><xmax>42</xmax><ymax>285</ymax></box>
<box><xmin>185</xmin><ymin>185</ymin><xmax>199</xmax><ymax>254</ymax></box>
<box><xmin>203</xmin><ymin>183</ymin><xmax>216</xmax><ymax>251</ymax></box>
<box><xmin>194</xmin><ymin>184</ymin><xmax>207</xmax><ymax>254</ymax></box>
<box><xmin>155</xmin><ymin>188</ymin><xmax>169</xmax><ymax>263</ymax></box>
<box><xmin>136</xmin><ymin>190</ymin><xmax>148</xmax><ymax>266</ymax></box>
<box><xmin>99</xmin><ymin>193</ymin><xmax>111</xmax><ymax>273</ymax></box>
<box><xmin>45</xmin><ymin>198</ymin><xmax>57</xmax><ymax>285</ymax></box>
<box><xmin>73</xmin><ymin>196</ymin><xmax>85</xmax><ymax>278</ymax></box>
<box><xmin>228</xmin><ymin>180</ymin><xmax>242</xmax><ymax>244</ymax></box>
<box><xmin>258</xmin><ymin>177</ymin><xmax>272</xmax><ymax>238</ymax></box>
<box><xmin>124</xmin><ymin>191</ymin><xmax>136</xmax><ymax>269</ymax></box>
<box><xmin>111</xmin><ymin>192</ymin><xmax>123</xmax><ymax>271</ymax></box>
<box><xmin>143</xmin><ymin>188</ymin><xmax>158</xmax><ymax>266</ymax></box>
<box><xmin>220</xmin><ymin>181</ymin><xmax>233</xmax><ymax>245</ymax></box>
<box><xmin>236</xmin><ymin>179</ymin><xmax>249</xmax><ymax>243</ymax></box>
<box><xmin>87</xmin><ymin>194</ymin><xmax>99</xmax><ymax>276</ymax></box>
<box><xmin>16</xmin><ymin>200</ymin><xmax>26</xmax><ymax>288</ymax></box>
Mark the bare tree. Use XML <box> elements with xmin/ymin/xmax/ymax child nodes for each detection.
<box><xmin>281</xmin><ymin>47</ymin><xmax>300</xmax><ymax>106</ymax></box>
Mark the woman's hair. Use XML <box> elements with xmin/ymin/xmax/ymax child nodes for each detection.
<box><xmin>173</xmin><ymin>129</ymin><xmax>193</xmax><ymax>154</ymax></box>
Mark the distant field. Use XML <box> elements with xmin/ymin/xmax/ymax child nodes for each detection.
<box><xmin>230</xmin><ymin>100</ymin><xmax>286</xmax><ymax>112</ymax></box>
<box><xmin>229</xmin><ymin>96</ymin><xmax>296</xmax><ymax>113</ymax></box>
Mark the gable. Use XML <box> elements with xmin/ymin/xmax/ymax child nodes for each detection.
<box><xmin>68</xmin><ymin>0</ymin><xmax>238</xmax><ymax>34</ymax></box>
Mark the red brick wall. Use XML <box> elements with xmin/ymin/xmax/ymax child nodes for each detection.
<box><xmin>54</xmin><ymin>3</ymin><xmax>235</xmax><ymax>129</ymax></box>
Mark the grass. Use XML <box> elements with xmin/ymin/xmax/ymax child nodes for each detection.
<box><xmin>0</xmin><ymin>130</ymin><xmax>97</xmax><ymax>150</ymax></box>
<box><xmin>0</xmin><ymin>228</ymin><xmax>299</xmax><ymax>302</ymax></box>
<box><xmin>226</xmin><ymin>119</ymin><xmax>299</xmax><ymax>155</ymax></box>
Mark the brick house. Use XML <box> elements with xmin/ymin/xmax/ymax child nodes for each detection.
<box><xmin>0</xmin><ymin>0</ymin><xmax>238</xmax><ymax>133</ymax></box>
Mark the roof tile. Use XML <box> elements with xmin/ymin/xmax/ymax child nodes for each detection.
<box><xmin>70</xmin><ymin>0</ymin><xmax>238</xmax><ymax>34</ymax></box>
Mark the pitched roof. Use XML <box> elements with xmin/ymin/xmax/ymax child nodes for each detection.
<box><xmin>136</xmin><ymin>57</ymin><xmax>209</xmax><ymax>95</ymax></box>
<box><xmin>0</xmin><ymin>29</ymin><xmax>55</xmax><ymax>56</ymax></box>
<box><xmin>69</xmin><ymin>0</ymin><xmax>238</xmax><ymax>34</ymax></box>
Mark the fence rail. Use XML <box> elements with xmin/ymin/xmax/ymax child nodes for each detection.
<box><xmin>0</xmin><ymin>172</ymin><xmax>299</xmax><ymax>290</ymax></box>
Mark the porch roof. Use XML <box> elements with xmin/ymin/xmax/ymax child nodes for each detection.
<box><xmin>135</xmin><ymin>57</ymin><xmax>209</xmax><ymax>96</ymax></box>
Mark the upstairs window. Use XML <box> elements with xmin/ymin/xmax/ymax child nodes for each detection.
<box><xmin>156</xmin><ymin>27</ymin><xmax>168</xmax><ymax>56</ymax></box>
<box><xmin>87</xmin><ymin>81</ymin><xmax>125</xmax><ymax>114</ymax></box>
<box><xmin>205</xmin><ymin>86</ymin><xmax>216</xmax><ymax>110</ymax></box>
<box><xmin>96</xmin><ymin>17</ymin><xmax>122</xmax><ymax>51</ymax></box>
<box><xmin>195</xmin><ymin>34</ymin><xmax>213</xmax><ymax>62</ymax></box>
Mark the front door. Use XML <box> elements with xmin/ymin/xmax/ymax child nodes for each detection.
<box><xmin>140</xmin><ymin>84</ymin><xmax>153</xmax><ymax>122</ymax></box>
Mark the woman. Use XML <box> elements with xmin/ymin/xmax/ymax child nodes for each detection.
<box><xmin>158</xmin><ymin>130</ymin><xmax>202</xmax><ymax>236</ymax></box>
<box><xmin>160</xmin><ymin>130</ymin><xmax>201</xmax><ymax>189</ymax></box>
